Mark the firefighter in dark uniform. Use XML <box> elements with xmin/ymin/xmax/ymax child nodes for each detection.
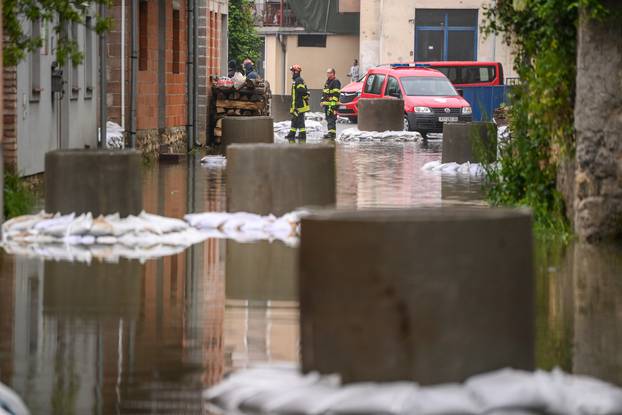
<box><xmin>285</xmin><ymin>64</ymin><xmax>310</xmax><ymax>143</ymax></box>
<box><xmin>321</xmin><ymin>68</ymin><xmax>341</xmax><ymax>139</ymax></box>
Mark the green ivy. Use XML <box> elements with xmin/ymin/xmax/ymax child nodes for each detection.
<box><xmin>4</xmin><ymin>170</ymin><xmax>35</xmax><ymax>219</ymax></box>
<box><xmin>228</xmin><ymin>0</ymin><xmax>262</xmax><ymax>67</ymax></box>
<box><xmin>3</xmin><ymin>0</ymin><xmax>112</xmax><ymax>67</ymax></box>
<box><xmin>482</xmin><ymin>0</ymin><xmax>609</xmax><ymax>235</ymax></box>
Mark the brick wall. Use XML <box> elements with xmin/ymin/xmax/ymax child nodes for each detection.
<box><xmin>108</xmin><ymin>0</ymin><xmax>187</xmax><ymax>133</ymax></box>
<box><xmin>196</xmin><ymin>0</ymin><xmax>208</xmax><ymax>142</ymax></box>
<box><xmin>2</xmin><ymin>65</ymin><xmax>18</xmax><ymax>169</ymax></box>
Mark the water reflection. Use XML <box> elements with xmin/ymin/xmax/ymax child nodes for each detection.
<box><xmin>0</xmin><ymin>146</ymin><xmax>621</xmax><ymax>413</ymax></box>
<box><xmin>536</xmin><ymin>241</ymin><xmax>622</xmax><ymax>386</ymax></box>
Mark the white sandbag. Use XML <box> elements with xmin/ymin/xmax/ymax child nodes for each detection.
<box><xmin>407</xmin><ymin>384</ymin><xmax>480</xmax><ymax>415</ymax></box>
<box><xmin>466</xmin><ymin>369</ymin><xmax>549</xmax><ymax>412</ymax></box>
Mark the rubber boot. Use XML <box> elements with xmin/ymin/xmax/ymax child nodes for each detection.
<box><xmin>285</xmin><ymin>130</ymin><xmax>296</xmax><ymax>143</ymax></box>
<box><xmin>297</xmin><ymin>131</ymin><xmax>307</xmax><ymax>143</ymax></box>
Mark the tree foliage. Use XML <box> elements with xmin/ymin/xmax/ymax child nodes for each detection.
<box><xmin>228</xmin><ymin>0</ymin><xmax>261</xmax><ymax>67</ymax></box>
<box><xmin>2</xmin><ymin>0</ymin><xmax>112</xmax><ymax>67</ymax></box>
<box><xmin>481</xmin><ymin>0</ymin><xmax>610</xmax><ymax>233</ymax></box>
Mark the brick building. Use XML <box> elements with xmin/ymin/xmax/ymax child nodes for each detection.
<box><xmin>106</xmin><ymin>0</ymin><xmax>228</xmax><ymax>152</ymax></box>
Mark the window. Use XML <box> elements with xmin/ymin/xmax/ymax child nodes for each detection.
<box><xmin>84</xmin><ymin>16</ymin><xmax>93</xmax><ymax>97</ymax></box>
<box><xmin>414</xmin><ymin>9</ymin><xmax>478</xmax><ymax>61</ymax></box>
<box><xmin>400</xmin><ymin>77</ymin><xmax>458</xmax><ymax>97</ymax></box>
<box><xmin>384</xmin><ymin>76</ymin><xmax>400</xmax><ymax>97</ymax></box>
<box><xmin>363</xmin><ymin>74</ymin><xmax>386</xmax><ymax>95</ymax></box>
<box><xmin>431</xmin><ymin>65</ymin><xmax>497</xmax><ymax>84</ymax></box>
<box><xmin>297</xmin><ymin>34</ymin><xmax>327</xmax><ymax>48</ymax></box>
<box><xmin>30</xmin><ymin>20</ymin><xmax>41</xmax><ymax>100</ymax></box>
<box><xmin>172</xmin><ymin>7</ymin><xmax>180</xmax><ymax>73</ymax></box>
<box><xmin>71</xmin><ymin>21</ymin><xmax>80</xmax><ymax>99</ymax></box>
<box><xmin>139</xmin><ymin>0</ymin><xmax>148</xmax><ymax>71</ymax></box>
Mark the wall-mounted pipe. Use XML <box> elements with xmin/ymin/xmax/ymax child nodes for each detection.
<box><xmin>186</xmin><ymin>0</ymin><xmax>195</xmax><ymax>151</ymax></box>
<box><xmin>130</xmin><ymin>0</ymin><xmax>137</xmax><ymax>148</ymax></box>
<box><xmin>121</xmin><ymin>0</ymin><xmax>126</xmax><ymax>129</ymax></box>
<box><xmin>99</xmin><ymin>3</ymin><xmax>108</xmax><ymax>148</ymax></box>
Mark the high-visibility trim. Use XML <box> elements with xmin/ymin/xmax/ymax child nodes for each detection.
<box><xmin>299</xmin><ymin>128</ymin><xmax>306</xmax><ymax>132</ymax></box>
<box><xmin>296</xmin><ymin>84</ymin><xmax>307</xmax><ymax>89</ymax></box>
<box><xmin>298</xmin><ymin>105</ymin><xmax>310</xmax><ymax>112</ymax></box>
<box><xmin>329</xmin><ymin>88</ymin><xmax>341</xmax><ymax>93</ymax></box>
<box><xmin>328</xmin><ymin>129</ymin><xmax>336</xmax><ymax>132</ymax></box>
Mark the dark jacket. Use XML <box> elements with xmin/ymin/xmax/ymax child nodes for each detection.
<box><xmin>244</xmin><ymin>63</ymin><xmax>258</xmax><ymax>80</ymax></box>
<box><xmin>322</xmin><ymin>78</ymin><xmax>341</xmax><ymax>111</ymax></box>
<box><xmin>290</xmin><ymin>74</ymin><xmax>310</xmax><ymax>113</ymax></box>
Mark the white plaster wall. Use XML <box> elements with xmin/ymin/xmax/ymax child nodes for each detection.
<box><xmin>265</xmin><ymin>34</ymin><xmax>359</xmax><ymax>95</ymax></box>
<box><xmin>359</xmin><ymin>0</ymin><xmax>517</xmax><ymax>79</ymax></box>
<box><xmin>17</xmin><ymin>20</ymin><xmax>98</xmax><ymax>176</ymax></box>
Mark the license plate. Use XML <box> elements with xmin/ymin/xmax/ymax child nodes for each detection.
<box><xmin>339</xmin><ymin>105</ymin><xmax>348</xmax><ymax>110</ymax></box>
<box><xmin>438</xmin><ymin>116</ymin><xmax>458</xmax><ymax>122</ymax></box>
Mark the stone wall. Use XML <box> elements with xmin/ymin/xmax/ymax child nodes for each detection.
<box><xmin>135</xmin><ymin>127</ymin><xmax>187</xmax><ymax>158</ymax></box>
<box><xmin>574</xmin><ymin>2</ymin><xmax>622</xmax><ymax>242</ymax></box>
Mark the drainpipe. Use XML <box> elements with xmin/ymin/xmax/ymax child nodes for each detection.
<box><xmin>130</xmin><ymin>0</ymin><xmax>138</xmax><ymax>148</ymax></box>
<box><xmin>121</xmin><ymin>0</ymin><xmax>126</xmax><ymax>130</ymax></box>
<box><xmin>192</xmin><ymin>0</ymin><xmax>198</xmax><ymax>146</ymax></box>
<box><xmin>99</xmin><ymin>3</ymin><xmax>108</xmax><ymax>148</ymax></box>
<box><xmin>186</xmin><ymin>0</ymin><xmax>195</xmax><ymax>151</ymax></box>
<box><xmin>277</xmin><ymin>33</ymin><xmax>286</xmax><ymax>95</ymax></box>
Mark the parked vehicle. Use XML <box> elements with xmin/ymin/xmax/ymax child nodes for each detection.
<box><xmin>336</xmin><ymin>78</ymin><xmax>363</xmax><ymax>122</ymax></box>
<box><xmin>420</xmin><ymin>61</ymin><xmax>504</xmax><ymax>87</ymax></box>
<box><xmin>338</xmin><ymin>61</ymin><xmax>509</xmax><ymax>123</ymax></box>
<box><xmin>359</xmin><ymin>63</ymin><xmax>472</xmax><ymax>137</ymax></box>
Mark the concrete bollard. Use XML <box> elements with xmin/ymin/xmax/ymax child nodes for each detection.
<box><xmin>226</xmin><ymin>144</ymin><xmax>336</xmax><ymax>216</ymax></box>
<box><xmin>442</xmin><ymin>122</ymin><xmax>497</xmax><ymax>164</ymax></box>
<box><xmin>222</xmin><ymin>116</ymin><xmax>274</xmax><ymax>146</ymax></box>
<box><xmin>300</xmin><ymin>207</ymin><xmax>534</xmax><ymax>385</ymax></box>
<box><xmin>45</xmin><ymin>149</ymin><xmax>143</xmax><ymax>216</ymax></box>
<box><xmin>358</xmin><ymin>98</ymin><xmax>404</xmax><ymax>132</ymax></box>
<box><xmin>226</xmin><ymin>240</ymin><xmax>297</xmax><ymax>302</ymax></box>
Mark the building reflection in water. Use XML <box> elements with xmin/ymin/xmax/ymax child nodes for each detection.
<box><xmin>0</xmin><ymin>160</ymin><xmax>229</xmax><ymax>414</ymax></box>
<box><xmin>224</xmin><ymin>240</ymin><xmax>299</xmax><ymax>370</ymax></box>
<box><xmin>536</xmin><ymin>241</ymin><xmax>622</xmax><ymax>386</ymax></box>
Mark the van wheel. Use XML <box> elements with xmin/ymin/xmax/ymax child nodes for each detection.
<box><xmin>403</xmin><ymin>116</ymin><xmax>411</xmax><ymax>131</ymax></box>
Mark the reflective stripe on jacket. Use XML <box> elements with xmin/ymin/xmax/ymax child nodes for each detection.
<box><xmin>291</xmin><ymin>75</ymin><xmax>310</xmax><ymax>113</ymax></box>
<box><xmin>321</xmin><ymin>78</ymin><xmax>341</xmax><ymax>108</ymax></box>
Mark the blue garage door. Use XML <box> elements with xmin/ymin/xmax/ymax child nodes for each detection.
<box><xmin>414</xmin><ymin>9</ymin><xmax>478</xmax><ymax>61</ymax></box>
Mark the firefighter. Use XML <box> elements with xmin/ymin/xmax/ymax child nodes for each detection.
<box><xmin>286</xmin><ymin>64</ymin><xmax>310</xmax><ymax>143</ymax></box>
<box><xmin>321</xmin><ymin>68</ymin><xmax>341</xmax><ymax>139</ymax></box>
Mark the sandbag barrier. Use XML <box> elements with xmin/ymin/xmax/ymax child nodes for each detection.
<box><xmin>337</xmin><ymin>127</ymin><xmax>423</xmax><ymax>142</ymax></box>
<box><xmin>2</xmin><ymin>210</ymin><xmax>307</xmax><ymax>263</ymax></box>
<box><xmin>204</xmin><ymin>364</ymin><xmax>622</xmax><ymax>415</ymax></box>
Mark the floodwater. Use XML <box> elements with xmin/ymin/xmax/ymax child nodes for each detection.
<box><xmin>0</xmin><ymin>136</ymin><xmax>620</xmax><ymax>414</ymax></box>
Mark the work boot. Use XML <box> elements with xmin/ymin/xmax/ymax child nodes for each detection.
<box><xmin>297</xmin><ymin>132</ymin><xmax>307</xmax><ymax>143</ymax></box>
<box><xmin>285</xmin><ymin>130</ymin><xmax>296</xmax><ymax>143</ymax></box>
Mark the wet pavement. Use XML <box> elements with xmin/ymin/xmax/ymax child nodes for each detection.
<box><xmin>0</xmin><ymin>128</ymin><xmax>620</xmax><ymax>413</ymax></box>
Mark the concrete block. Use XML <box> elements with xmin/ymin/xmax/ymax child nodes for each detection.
<box><xmin>358</xmin><ymin>98</ymin><xmax>404</xmax><ymax>132</ymax></box>
<box><xmin>222</xmin><ymin>116</ymin><xmax>274</xmax><ymax>146</ymax></box>
<box><xmin>45</xmin><ymin>149</ymin><xmax>143</xmax><ymax>216</ymax></box>
<box><xmin>300</xmin><ymin>207</ymin><xmax>534</xmax><ymax>385</ymax></box>
<box><xmin>226</xmin><ymin>240</ymin><xmax>297</xmax><ymax>302</ymax></box>
<box><xmin>226</xmin><ymin>144</ymin><xmax>336</xmax><ymax>216</ymax></box>
<box><xmin>442</xmin><ymin>122</ymin><xmax>497</xmax><ymax>164</ymax></box>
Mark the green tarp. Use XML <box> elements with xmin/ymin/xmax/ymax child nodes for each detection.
<box><xmin>288</xmin><ymin>0</ymin><xmax>359</xmax><ymax>34</ymax></box>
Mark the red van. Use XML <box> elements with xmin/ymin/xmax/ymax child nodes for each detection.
<box><xmin>359</xmin><ymin>64</ymin><xmax>472</xmax><ymax>137</ymax></box>
<box><xmin>336</xmin><ymin>77</ymin><xmax>364</xmax><ymax>122</ymax></box>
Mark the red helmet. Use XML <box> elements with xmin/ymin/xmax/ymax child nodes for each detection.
<box><xmin>290</xmin><ymin>64</ymin><xmax>302</xmax><ymax>72</ymax></box>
